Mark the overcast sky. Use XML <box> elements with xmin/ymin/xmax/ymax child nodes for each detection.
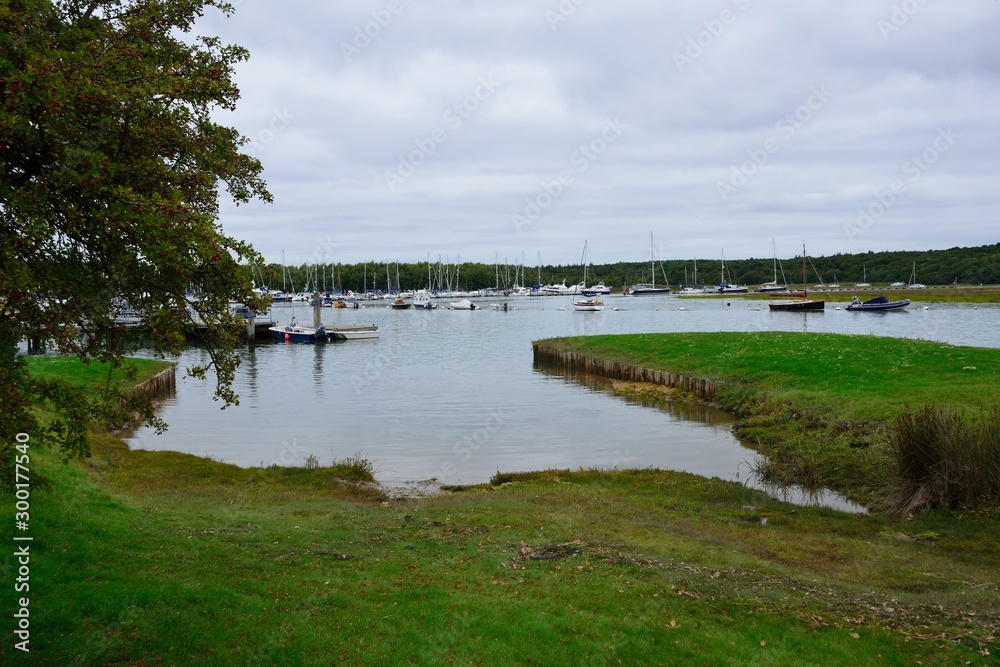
<box><xmin>196</xmin><ymin>1</ymin><xmax>999</xmax><ymax>267</ymax></box>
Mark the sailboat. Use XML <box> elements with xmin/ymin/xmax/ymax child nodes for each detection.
<box><xmin>572</xmin><ymin>241</ymin><xmax>606</xmax><ymax>310</ymax></box>
<box><xmin>855</xmin><ymin>265</ymin><xmax>871</xmax><ymax>288</ymax></box>
<box><xmin>768</xmin><ymin>244</ymin><xmax>825</xmax><ymax>311</ymax></box>
<box><xmin>757</xmin><ymin>239</ymin><xmax>788</xmax><ymax>293</ymax></box>
<box><xmin>715</xmin><ymin>249</ymin><xmax>748</xmax><ymax>294</ymax></box>
<box><xmin>629</xmin><ymin>232</ymin><xmax>672</xmax><ymax>295</ymax></box>
<box><xmin>907</xmin><ymin>262</ymin><xmax>926</xmax><ymax>289</ymax></box>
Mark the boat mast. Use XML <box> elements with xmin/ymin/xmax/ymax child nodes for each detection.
<box><xmin>650</xmin><ymin>232</ymin><xmax>655</xmax><ymax>289</ymax></box>
<box><xmin>802</xmin><ymin>243</ymin><xmax>808</xmax><ymax>300</ymax></box>
<box><xmin>772</xmin><ymin>238</ymin><xmax>778</xmax><ymax>284</ymax></box>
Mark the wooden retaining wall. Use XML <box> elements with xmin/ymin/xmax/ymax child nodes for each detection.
<box><xmin>131</xmin><ymin>365</ymin><xmax>177</xmax><ymax>401</ymax></box>
<box><xmin>532</xmin><ymin>344</ymin><xmax>722</xmax><ymax>399</ymax></box>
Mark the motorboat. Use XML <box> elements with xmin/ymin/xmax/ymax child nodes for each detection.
<box><xmin>449</xmin><ymin>298</ymin><xmax>477</xmax><ymax>310</ymax></box>
<box><xmin>412</xmin><ymin>295</ymin><xmax>437</xmax><ymax>309</ymax></box>
<box><xmin>390</xmin><ymin>298</ymin><xmax>411</xmax><ymax>310</ymax></box>
<box><xmin>580</xmin><ymin>281</ymin><xmax>612</xmax><ymax>296</ymax></box>
<box><xmin>846</xmin><ymin>295</ymin><xmax>910</xmax><ymax>311</ymax></box>
<box><xmin>269</xmin><ymin>318</ymin><xmax>327</xmax><ymax>342</ymax></box>
<box><xmin>328</xmin><ymin>325</ymin><xmax>379</xmax><ymax>340</ymax></box>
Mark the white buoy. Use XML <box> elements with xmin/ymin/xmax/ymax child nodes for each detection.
<box><xmin>679</xmin><ymin>307</ymin><xmax>687</xmax><ymax>311</ymax></box>
<box><xmin>613</xmin><ymin>307</ymin><xmax>620</xmax><ymax>311</ymax></box>
<box><xmin>923</xmin><ymin>306</ymin><xmax>929</xmax><ymax>311</ymax></box>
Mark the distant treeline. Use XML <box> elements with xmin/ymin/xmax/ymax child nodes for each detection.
<box><xmin>256</xmin><ymin>244</ymin><xmax>1000</xmax><ymax>294</ymax></box>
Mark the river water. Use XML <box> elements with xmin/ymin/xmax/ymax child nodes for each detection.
<box><xmin>129</xmin><ymin>296</ymin><xmax>999</xmax><ymax>511</ymax></box>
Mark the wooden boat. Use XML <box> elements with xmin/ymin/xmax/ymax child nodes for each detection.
<box><xmin>846</xmin><ymin>295</ymin><xmax>910</xmax><ymax>311</ymax></box>
<box><xmin>328</xmin><ymin>325</ymin><xmax>380</xmax><ymax>340</ymax></box>
<box><xmin>572</xmin><ymin>297</ymin><xmax>605</xmax><ymax>312</ymax></box>
<box><xmin>769</xmin><ymin>244</ymin><xmax>825</xmax><ymax>312</ymax></box>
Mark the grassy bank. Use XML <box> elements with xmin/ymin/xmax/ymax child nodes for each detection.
<box><xmin>3</xmin><ymin>352</ymin><xmax>997</xmax><ymax>664</ymax></box>
<box><xmin>6</xmin><ymin>442</ymin><xmax>999</xmax><ymax>665</ymax></box>
<box><xmin>23</xmin><ymin>355</ymin><xmax>170</xmax><ymax>389</ymax></box>
<box><xmin>533</xmin><ymin>332</ymin><xmax>1000</xmax><ymax>508</ymax></box>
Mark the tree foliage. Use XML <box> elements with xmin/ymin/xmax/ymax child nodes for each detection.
<box><xmin>0</xmin><ymin>0</ymin><xmax>270</xmax><ymax>463</ymax></box>
<box><xmin>264</xmin><ymin>243</ymin><xmax>1000</xmax><ymax>296</ymax></box>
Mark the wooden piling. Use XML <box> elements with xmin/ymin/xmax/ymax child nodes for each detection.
<box><xmin>532</xmin><ymin>343</ymin><xmax>721</xmax><ymax>399</ymax></box>
<box><xmin>131</xmin><ymin>365</ymin><xmax>177</xmax><ymax>401</ymax></box>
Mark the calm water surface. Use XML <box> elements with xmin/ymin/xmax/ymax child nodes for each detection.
<box><xmin>130</xmin><ymin>296</ymin><xmax>999</xmax><ymax>511</ymax></box>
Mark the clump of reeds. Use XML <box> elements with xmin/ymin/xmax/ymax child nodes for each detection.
<box><xmin>330</xmin><ymin>451</ymin><xmax>376</xmax><ymax>482</ymax></box>
<box><xmin>889</xmin><ymin>405</ymin><xmax>1000</xmax><ymax>514</ymax></box>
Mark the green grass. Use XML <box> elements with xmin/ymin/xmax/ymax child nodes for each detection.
<box><xmin>23</xmin><ymin>355</ymin><xmax>170</xmax><ymax>390</ymax></box>
<box><xmin>5</xmin><ymin>444</ymin><xmax>998</xmax><ymax>665</ymax></box>
<box><xmin>534</xmin><ymin>333</ymin><xmax>1000</xmax><ymax>508</ymax></box>
<box><xmin>3</xmin><ymin>347</ymin><xmax>998</xmax><ymax>665</ymax></box>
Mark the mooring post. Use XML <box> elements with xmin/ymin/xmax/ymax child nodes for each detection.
<box><xmin>313</xmin><ymin>290</ymin><xmax>323</xmax><ymax>329</ymax></box>
<box><xmin>245</xmin><ymin>312</ymin><xmax>256</xmax><ymax>340</ymax></box>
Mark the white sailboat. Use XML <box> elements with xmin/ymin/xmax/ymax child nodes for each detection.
<box><xmin>855</xmin><ymin>265</ymin><xmax>871</xmax><ymax>288</ymax></box>
<box><xmin>757</xmin><ymin>238</ymin><xmax>787</xmax><ymax>293</ymax></box>
<box><xmin>715</xmin><ymin>249</ymin><xmax>748</xmax><ymax>293</ymax></box>
<box><xmin>908</xmin><ymin>262</ymin><xmax>926</xmax><ymax>289</ymax></box>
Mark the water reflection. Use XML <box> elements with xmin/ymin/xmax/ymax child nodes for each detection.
<box><xmin>538</xmin><ymin>364</ymin><xmax>736</xmax><ymax>427</ymax></box>
<box><xmin>535</xmin><ymin>362</ymin><xmax>866</xmax><ymax>514</ymax></box>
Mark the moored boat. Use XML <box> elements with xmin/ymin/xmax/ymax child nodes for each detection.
<box><xmin>412</xmin><ymin>295</ymin><xmax>436</xmax><ymax>309</ymax></box>
<box><xmin>269</xmin><ymin>318</ymin><xmax>327</xmax><ymax>342</ymax></box>
<box><xmin>846</xmin><ymin>295</ymin><xmax>910</xmax><ymax>311</ymax></box>
<box><xmin>768</xmin><ymin>244</ymin><xmax>825</xmax><ymax>312</ymax></box>
<box><xmin>328</xmin><ymin>324</ymin><xmax>379</xmax><ymax>340</ymax></box>
<box><xmin>449</xmin><ymin>298</ymin><xmax>477</xmax><ymax>310</ymax></box>
<box><xmin>572</xmin><ymin>297</ymin><xmax>605</xmax><ymax>311</ymax></box>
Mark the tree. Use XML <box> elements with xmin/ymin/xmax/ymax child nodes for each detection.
<box><xmin>0</xmin><ymin>0</ymin><xmax>271</xmax><ymax>464</ymax></box>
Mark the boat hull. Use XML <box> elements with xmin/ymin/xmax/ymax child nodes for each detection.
<box><xmin>269</xmin><ymin>325</ymin><xmax>326</xmax><ymax>341</ymax></box>
<box><xmin>572</xmin><ymin>299</ymin><xmax>605</xmax><ymax>311</ymax></box>
<box><xmin>768</xmin><ymin>300</ymin><xmax>826</xmax><ymax>312</ymax></box>
<box><xmin>328</xmin><ymin>325</ymin><xmax>379</xmax><ymax>340</ymax></box>
<box><xmin>847</xmin><ymin>297</ymin><xmax>910</xmax><ymax>311</ymax></box>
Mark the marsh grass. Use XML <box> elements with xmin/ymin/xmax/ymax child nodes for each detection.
<box><xmin>890</xmin><ymin>405</ymin><xmax>1000</xmax><ymax>514</ymax></box>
